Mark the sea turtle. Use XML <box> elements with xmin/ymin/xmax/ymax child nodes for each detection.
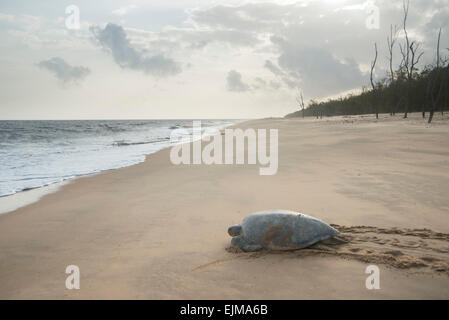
<box><xmin>228</xmin><ymin>210</ymin><xmax>339</xmax><ymax>252</ymax></box>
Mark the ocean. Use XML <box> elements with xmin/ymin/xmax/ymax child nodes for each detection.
<box><xmin>0</xmin><ymin>119</ymin><xmax>240</xmax><ymax>198</ymax></box>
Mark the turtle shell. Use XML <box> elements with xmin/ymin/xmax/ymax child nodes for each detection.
<box><xmin>230</xmin><ymin>210</ymin><xmax>339</xmax><ymax>251</ymax></box>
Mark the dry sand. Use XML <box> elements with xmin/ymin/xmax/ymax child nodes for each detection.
<box><xmin>0</xmin><ymin>113</ymin><xmax>449</xmax><ymax>299</ymax></box>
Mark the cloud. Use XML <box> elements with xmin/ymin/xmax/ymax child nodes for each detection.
<box><xmin>191</xmin><ymin>2</ymin><xmax>372</xmax><ymax>97</ymax></box>
<box><xmin>264</xmin><ymin>60</ymin><xmax>284</xmax><ymax>77</ymax></box>
<box><xmin>190</xmin><ymin>3</ymin><xmax>293</xmax><ymax>33</ymax></box>
<box><xmin>251</xmin><ymin>76</ymin><xmax>283</xmax><ymax>91</ymax></box>
<box><xmin>164</xmin><ymin>28</ymin><xmax>260</xmax><ymax>49</ymax></box>
<box><xmin>0</xmin><ymin>12</ymin><xmax>15</xmax><ymax>23</ymax></box>
<box><xmin>112</xmin><ymin>4</ymin><xmax>137</xmax><ymax>16</ymax></box>
<box><xmin>4</xmin><ymin>0</ymin><xmax>449</xmax><ymax>120</ymax></box>
<box><xmin>253</xmin><ymin>77</ymin><xmax>267</xmax><ymax>89</ymax></box>
<box><xmin>269</xmin><ymin>80</ymin><xmax>281</xmax><ymax>90</ymax></box>
<box><xmin>90</xmin><ymin>23</ymin><xmax>181</xmax><ymax>77</ymax></box>
<box><xmin>124</xmin><ymin>26</ymin><xmax>260</xmax><ymax>55</ymax></box>
<box><xmin>267</xmin><ymin>35</ymin><xmax>367</xmax><ymax>97</ymax></box>
<box><xmin>37</xmin><ymin>57</ymin><xmax>90</xmax><ymax>83</ymax></box>
<box><xmin>226</xmin><ymin>70</ymin><xmax>250</xmax><ymax>92</ymax></box>
<box><xmin>190</xmin><ymin>1</ymin><xmax>449</xmax><ymax>98</ymax></box>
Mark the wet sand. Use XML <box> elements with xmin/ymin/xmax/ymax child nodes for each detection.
<box><xmin>0</xmin><ymin>113</ymin><xmax>448</xmax><ymax>299</ymax></box>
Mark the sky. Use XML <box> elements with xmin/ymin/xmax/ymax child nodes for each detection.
<box><xmin>0</xmin><ymin>0</ymin><xmax>448</xmax><ymax>119</ymax></box>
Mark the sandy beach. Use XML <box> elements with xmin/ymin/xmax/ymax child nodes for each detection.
<box><xmin>1</xmin><ymin>114</ymin><xmax>449</xmax><ymax>299</ymax></box>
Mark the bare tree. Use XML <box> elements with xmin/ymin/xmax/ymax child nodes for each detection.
<box><xmin>296</xmin><ymin>88</ymin><xmax>306</xmax><ymax>118</ymax></box>
<box><xmin>370</xmin><ymin>42</ymin><xmax>378</xmax><ymax>119</ymax></box>
<box><xmin>387</xmin><ymin>24</ymin><xmax>399</xmax><ymax>115</ymax></box>
<box><xmin>400</xmin><ymin>0</ymin><xmax>424</xmax><ymax>119</ymax></box>
<box><xmin>410</xmin><ymin>42</ymin><xmax>424</xmax><ymax>75</ymax></box>
<box><xmin>424</xmin><ymin>29</ymin><xmax>442</xmax><ymax>119</ymax></box>
<box><xmin>400</xmin><ymin>39</ymin><xmax>424</xmax><ymax>117</ymax></box>
<box><xmin>400</xmin><ymin>0</ymin><xmax>410</xmax><ymax>70</ymax></box>
<box><xmin>428</xmin><ymin>28</ymin><xmax>446</xmax><ymax>124</ymax></box>
<box><xmin>423</xmin><ymin>71</ymin><xmax>430</xmax><ymax>119</ymax></box>
<box><xmin>399</xmin><ymin>0</ymin><xmax>411</xmax><ymax>118</ymax></box>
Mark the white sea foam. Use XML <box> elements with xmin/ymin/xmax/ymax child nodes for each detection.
<box><xmin>0</xmin><ymin>120</ymin><xmax>241</xmax><ymax>203</ymax></box>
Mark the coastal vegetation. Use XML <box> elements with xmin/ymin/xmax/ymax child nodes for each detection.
<box><xmin>287</xmin><ymin>0</ymin><xmax>449</xmax><ymax>123</ymax></box>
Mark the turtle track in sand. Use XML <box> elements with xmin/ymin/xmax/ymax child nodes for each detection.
<box><xmin>222</xmin><ymin>224</ymin><xmax>449</xmax><ymax>275</ymax></box>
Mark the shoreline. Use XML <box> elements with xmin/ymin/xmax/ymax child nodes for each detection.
<box><xmin>0</xmin><ymin>180</ymin><xmax>70</xmax><ymax>215</ymax></box>
<box><xmin>1</xmin><ymin>114</ymin><xmax>448</xmax><ymax>299</ymax></box>
<box><xmin>0</xmin><ymin>119</ymin><xmax>248</xmax><ymax>215</ymax></box>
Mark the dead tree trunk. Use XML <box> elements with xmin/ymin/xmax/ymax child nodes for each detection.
<box><xmin>399</xmin><ymin>0</ymin><xmax>423</xmax><ymax>119</ymax></box>
<box><xmin>296</xmin><ymin>89</ymin><xmax>306</xmax><ymax>118</ymax></box>
<box><xmin>401</xmin><ymin>0</ymin><xmax>410</xmax><ymax>118</ymax></box>
<box><xmin>428</xmin><ymin>28</ymin><xmax>443</xmax><ymax>124</ymax></box>
<box><xmin>401</xmin><ymin>40</ymin><xmax>424</xmax><ymax>119</ymax></box>
<box><xmin>370</xmin><ymin>43</ymin><xmax>378</xmax><ymax>119</ymax></box>
<box><xmin>387</xmin><ymin>25</ymin><xmax>398</xmax><ymax>116</ymax></box>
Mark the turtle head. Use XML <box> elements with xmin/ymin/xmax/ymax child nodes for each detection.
<box><xmin>228</xmin><ymin>225</ymin><xmax>242</xmax><ymax>237</ymax></box>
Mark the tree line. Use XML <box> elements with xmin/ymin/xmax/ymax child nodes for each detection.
<box><xmin>286</xmin><ymin>0</ymin><xmax>448</xmax><ymax>124</ymax></box>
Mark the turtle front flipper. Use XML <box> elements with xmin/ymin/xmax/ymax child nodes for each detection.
<box><xmin>231</xmin><ymin>235</ymin><xmax>263</xmax><ymax>252</ymax></box>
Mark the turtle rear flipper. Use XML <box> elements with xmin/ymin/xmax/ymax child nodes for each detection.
<box><xmin>320</xmin><ymin>235</ymin><xmax>348</xmax><ymax>245</ymax></box>
<box><xmin>306</xmin><ymin>236</ymin><xmax>348</xmax><ymax>252</ymax></box>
